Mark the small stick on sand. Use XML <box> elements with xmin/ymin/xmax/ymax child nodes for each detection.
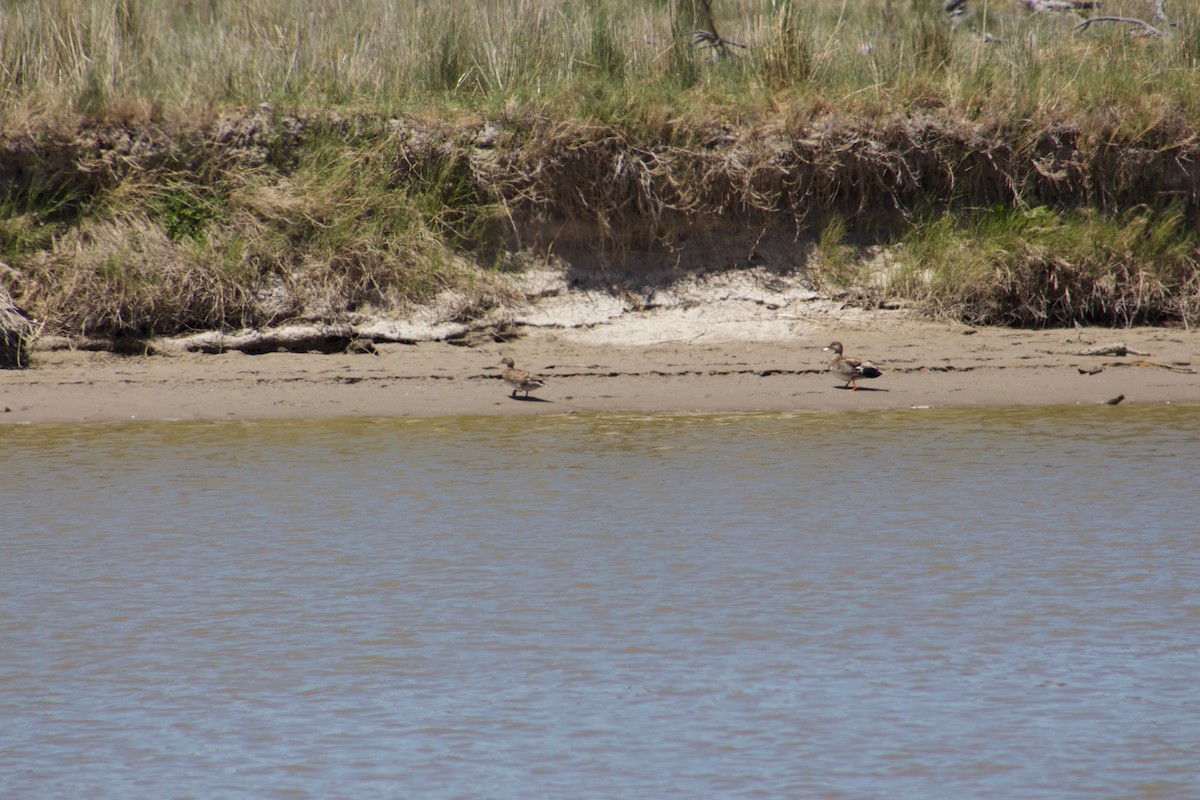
<box><xmin>1077</xmin><ymin>343</ymin><xmax>1150</xmax><ymax>357</ymax></box>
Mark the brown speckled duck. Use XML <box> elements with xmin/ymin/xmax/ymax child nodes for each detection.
<box><xmin>496</xmin><ymin>357</ymin><xmax>548</xmax><ymax>398</ymax></box>
<box><xmin>823</xmin><ymin>341</ymin><xmax>882</xmax><ymax>390</ymax></box>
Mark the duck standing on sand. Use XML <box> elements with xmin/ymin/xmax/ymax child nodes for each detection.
<box><xmin>496</xmin><ymin>357</ymin><xmax>548</xmax><ymax>398</ymax></box>
<box><xmin>823</xmin><ymin>341</ymin><xmax>882</xmax><ymax>390</ymax></box>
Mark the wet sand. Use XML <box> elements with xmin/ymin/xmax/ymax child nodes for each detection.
<box><xmin>3</xmin><ymin>318</ymin><xmax>1196</xmax><ymax>424</ymax></box>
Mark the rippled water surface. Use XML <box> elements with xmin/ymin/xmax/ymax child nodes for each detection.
<box><xmin>3</xmin><ymin>407</ymin><xmax>1199</xmax><ymax>799</ymax></box>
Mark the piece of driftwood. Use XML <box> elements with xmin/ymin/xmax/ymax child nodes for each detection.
<box><xmin>1121</xmin><ymin>359</ymin><xmax>1197</xmax><ymax>374</ymax></box>
<box><xmin>178</xmin><ymin>324</ymin><xmax>356</xmax><ymax>354</ymax></box>
<box><xmin>171</xmin><ymin>320</ymin><xmax>472</xmax><ymax>354</ymax></box>
<box><xmin>1077</xmin><ymin>343</ymin><xmax>1150</xmax><ymax>357</ymax></box>
<box><xmin>1104</xmin><ymin>394</ymin><xmax>1126</xmax><ymax>405</ymax></box>
<box><xmin>1014</xmin><ymin>0</ymin><xmax>1100</xmax><ymax>11</ymax></box>
<box><xmin>1075</xmin><ymin>16</ymin><xmax>1166</xmax><ymax>37</ymax></box>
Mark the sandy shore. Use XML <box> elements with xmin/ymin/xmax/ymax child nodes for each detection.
<box><xmin>3</xmin><ymin>306</ymin><xmax>1196</xmax><ymax>425</ymax></box>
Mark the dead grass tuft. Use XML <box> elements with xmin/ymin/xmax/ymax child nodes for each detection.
<box><xmin>1</xmin><ymin>280</ymin><xmax>36</xmax><ymax>368</ymax></box>
<box><xmin>20</xmin><ymin>218</ymin><xmax>263</xmax><ymax>337</ymax></box>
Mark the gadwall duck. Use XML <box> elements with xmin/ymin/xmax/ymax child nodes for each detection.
<box><xmin>823</xmin><ymin>341</ymin><xmax>882</xmax><ymax>390</ymax></box>
<box><xmin>496</xmin><ymin>357</ymin><xmax>548</xmax><ymax>398</ymax></box>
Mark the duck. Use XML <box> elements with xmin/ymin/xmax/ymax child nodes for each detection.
<box><xmin>496</xmin><ymin>357</ymin><xmax>548</xmax><ymax>398</ymax></box>
<box><xmin>823</xmin><ymin>341</ymin><xmax>882</xmax><ymax>390</ymax></box>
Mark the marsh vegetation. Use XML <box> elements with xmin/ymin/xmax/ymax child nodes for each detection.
<box><xmin>2</xmin><ymin>0</ymin><xmax>1198</xmax><ymax>359</ymax></box>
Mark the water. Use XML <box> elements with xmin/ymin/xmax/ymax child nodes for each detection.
<box><xmin>2</xmin><ymin>407</ymin><xmax>1198</xmax><ymax>799</ymax></box>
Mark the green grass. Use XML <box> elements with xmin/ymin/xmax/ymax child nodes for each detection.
<box><xmin>3</xmin><ymin>1</ymin><xmax>1197</xmax><ymax>131</ymax></box>
<box><xmin>891</xmin><ymin>205</ymin><xmax>1200</xmax><ymax>326</ymax></box>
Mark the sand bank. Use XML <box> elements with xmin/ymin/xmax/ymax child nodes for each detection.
<box><xmin>3</xmin><ymin>306</ymin><xmax>1195</xmax><ymax>425</ymax></box>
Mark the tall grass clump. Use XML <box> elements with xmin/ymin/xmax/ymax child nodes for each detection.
<box><xmin>810</xmin><ymin>214</ymin><xmax>866</xmax><ymax>291</ymax></box>
<box><xmin>755</xmin><ymin>1</ymin><xmax>814</xmax><ymax>89</ymax></box>
<box><xmin>422</xmin><ymin>22</ymin><xmax>476</xmax><ymax>96</ymax></box>
<box><xmin>20</xmin><ymin>217</ymin><xmax>262</xmax><ymax>338</ymax></box>
<box><xmin>269</xmin><ymin>125</ymin><xmax>500</xmax><ymax>316</ymax></box>
<box><xmin>893</xmin><ymin>205</ymin><xmax>1200</xmax><ymax>327</ymax></box>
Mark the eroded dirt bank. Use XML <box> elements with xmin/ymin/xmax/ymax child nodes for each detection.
<box><xmin>4</xmin><ymin>108</ymin><xmax>1198</xmax><ymax>350</ymax></box>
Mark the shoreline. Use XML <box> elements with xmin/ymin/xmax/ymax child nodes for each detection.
<box><xmin>3</xmin><ymin>317</ymin><xmax>1196</xmax><ymax>425</ymax></box>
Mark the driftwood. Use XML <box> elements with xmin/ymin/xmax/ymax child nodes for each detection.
<box><xmin>1121</xmin><ymin>359</ymin><xmax>1197</xmax><ymax>374</ymax></box>
<box><xmin>1014</xmin><ymin>0</ymin><xmax>1100</xmax><ymax>11</ymax></box>
<box><xmin>176</xmin><ymin>324</ymin><xmax>356</xmax><ymax>354</ymax></box>
<box><xmin>953</xmin><ymin>0</ymin><xmax>1100</xmax><ymax>10</ymax></box>
<box><xmin>948</xmin><ymin>1</ymin><xmax>1174</xmax><ymax>40</ymax></box>
<box><xmin>1075</xmin><ymin>16</ymin><xmax>1166</xmax><ymax>36</ymax></box>
<box><xmin>1104</xmin><ymin>394</ymin><xmax>1126</xmax><ymax>405</ymax></box>
<box><xmin>172</xmin><ymin>320</ymin><xmax>472</xmax><ymax>354</ymax></box>
<box><xmin>1080</xmin><ymin>357</ymin><xmax>1196</xmax><ymax>373</ymax></box>
<box><xmin>1077</xmin><ymin>342</ymin><xmax>1150</xmax><ymax>357</ymax></box>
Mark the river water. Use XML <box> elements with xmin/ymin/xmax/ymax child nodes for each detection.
<box><xmin>2</xmin><ymin>406</ymin><xmax>1198</xmax><ymax>799</ymax></box>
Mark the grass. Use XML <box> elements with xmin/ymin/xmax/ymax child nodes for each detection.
<box><xmin>9</xmin><ymin>116</ymin><xmax>517</xmax><ymax>338</ymax></box>
<box><xmin>4</xmin><ymin>1</ymin><xmax>1198</xmax><ymax>132</ymax></box>
<box><xmin>2</xmin><ymin>0</ymin><xmax>1199</xmax><ymax>345</ymax></box>
<box><xmin>891</xmin><ymin>205</ymin><xmax>1200</xmax><ymax>326</ymax></box>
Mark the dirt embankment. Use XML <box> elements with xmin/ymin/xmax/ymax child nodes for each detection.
<box><xmin>2</xmin><ymin>108</ymin><xmax>1199</xmax><ymax>371</ymax></box>
<box><xmin>7</xmin><ymin>110</ymin><xmax>1199</xmax><ymax>256</ymax></box>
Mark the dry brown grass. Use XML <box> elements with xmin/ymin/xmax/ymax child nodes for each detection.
<box><xmin>18</xmin><ymin>217</ymin><xmax>263</xmax><ymax>338</ymax></box>
<box><xmin>1</xmin><ymin>278</ymin><xmax>37</xmax><ymax>368</ymax></box>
